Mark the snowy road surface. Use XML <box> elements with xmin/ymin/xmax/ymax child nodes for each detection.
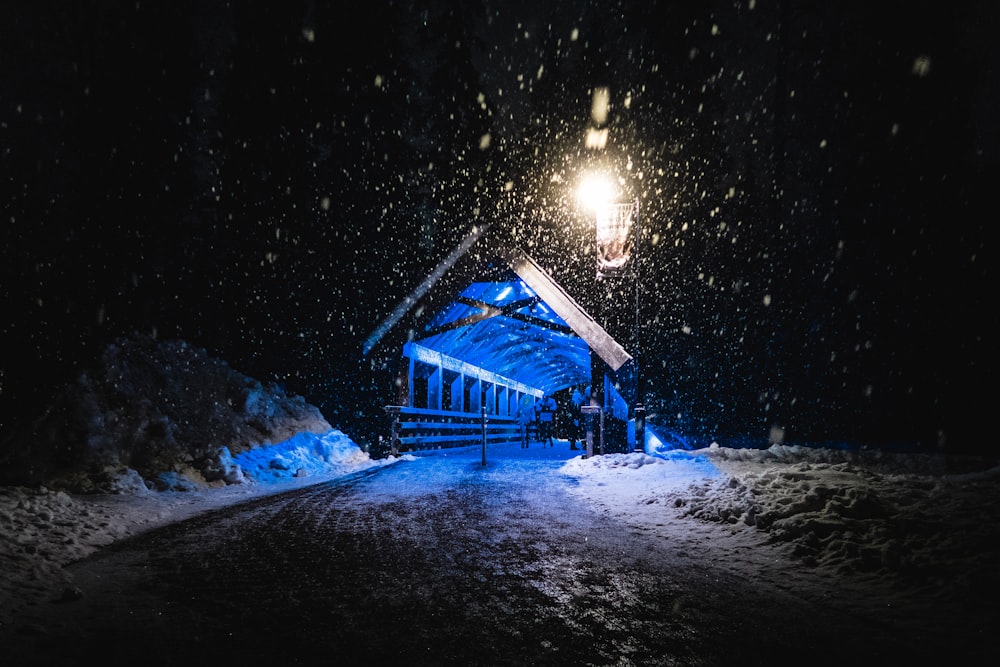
<box><xmin>2</xmin><ymin>443</ymin><xmax>979</xmax><ymax>665</ymax></box>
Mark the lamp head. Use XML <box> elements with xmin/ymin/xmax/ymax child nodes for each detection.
<box><xmin>576</xmin><ymin>173</ymin><xmax>616</xmax><ymax>214</ymax></box>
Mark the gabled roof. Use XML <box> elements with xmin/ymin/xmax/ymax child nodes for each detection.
<box><xmin>362</xmin><ymin>225</ymin><xmax>631</xmax><ymax>395</ymax></box>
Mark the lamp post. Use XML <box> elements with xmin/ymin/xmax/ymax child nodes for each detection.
<box><xmin>578</xmin><ymin>175</ymin><xmax>644</xmax><ymax>454</ymax></box>
<box><xmin>631</xmin><ymin>200</ymin><xmax>645</xmax><ymax>453</ymax></box>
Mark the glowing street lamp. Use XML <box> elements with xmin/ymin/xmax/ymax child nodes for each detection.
<box><xmin>577</xmin><ymin>174</ymin><xmax>636</xmax><ymax>280</ymax></box>
<box><xmin>577</xmin><ymin>172</ymin><xmax>645</xmax><ymax>454</ymax></box>
<box><xmin>576</xmin><ymin>173</ymin><xmax>616</xmax><ymax>214</ymax></box>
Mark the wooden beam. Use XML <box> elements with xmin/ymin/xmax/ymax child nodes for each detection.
<box><xmin>363</xmin><ymin>224</ymin><xmax>490</xmax><ymax>356</ymax></box>
<box><xmin>404</xmin><ymin>341</ymin><xmax>543</xmax><ymax>398</ymax></box>
<box><xmin>505</xmin><ymin>249</ymin><xmax>632</xmax><ymax>371</ymax></box>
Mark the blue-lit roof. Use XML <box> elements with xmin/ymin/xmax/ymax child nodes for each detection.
<box><xmin>363</xmin><ymin>229</ymin><xmax>632</xmax><ymax>399</ymax></box>
<box><xmin>415</xmin><ymin>275</ymin><xmax>592</xmax><ymax>394</ymax></box>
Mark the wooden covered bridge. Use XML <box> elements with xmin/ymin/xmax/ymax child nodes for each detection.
<box><xmin>362</xmin><ymin>225</ymin><xmax>639</xmax><ymax>457</ymax></box>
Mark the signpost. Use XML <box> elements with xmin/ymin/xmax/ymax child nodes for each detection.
<box><xmin>481</xmin><ymin>404</ymin><xmax>488</xmax><ymax>467</ymax></box>
<box><xmin>580</xmin><ymin>404</ymin><xmax>602</xmax><ymax>459</ymax></box>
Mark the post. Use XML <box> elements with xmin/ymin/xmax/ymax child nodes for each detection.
<box><xmin>383</xmin><ymin>405</ymin><xmax>402</xmax><ymax>457</ymax></box>
<box><xmin>599</xmin><ymin>405</ymin><xmax>606</xmax><ymax>455</ymax></box>
<box><xmin>633</xmin><ymin>198</ymin><xmax>645</xmax><ymax>453</ymax></box>
<box><xmin>634</xmin><ymin>404</ymin><xmax>645</xmax><ymax>454</ymax></box>
<box><xmin>581</xmin><ymin>404</ymin><xmax>601</xmax><ymax>459</ymax></box>
<box><xmin>481</xmin><ymin>403</ymin><xmax>488</xmax><ymax>466</ymax></box>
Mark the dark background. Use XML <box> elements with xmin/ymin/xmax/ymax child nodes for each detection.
<box><xmin>2</xmin><ymin>1</ymin><xmax>996</xmax><ymax>453</ymax></box>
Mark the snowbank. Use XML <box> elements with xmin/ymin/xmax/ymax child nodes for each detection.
<box><xmin>229</xmin><ymin>429</ymin><xmax>386</xmax><ymax>483</ymax></box>
<box><xmin>560</xmin><ymin>444</ymin><xmax>1000</xmax><ymax>602</ymax></box>
<box><xmin>0</xmin><ymin>334</ymin><xmax>336</xmax><ymax>493</ymax></box>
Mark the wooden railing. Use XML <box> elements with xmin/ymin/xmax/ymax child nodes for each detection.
<box><xmin>383</xmin><ymin>405</ymin><xmax>522</xmax><ymax>454</ymax></box>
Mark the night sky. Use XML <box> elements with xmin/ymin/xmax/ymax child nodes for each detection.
<box><xmin>2</xmin><ymin>1</ymin><xmax>996</xmax><ymax>453</ymax></box>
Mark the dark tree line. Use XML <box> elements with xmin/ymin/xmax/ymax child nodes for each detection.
<box><xmin>2</xmin><ymin>0</ymin><xmax>995</xmax><ymax>452</ymax></box>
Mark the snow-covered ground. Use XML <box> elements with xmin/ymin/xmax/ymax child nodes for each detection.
<box><xmin>3</xmin><ymin>429</ymin><xmax>998</xmax><ymax>635</ymax></box>
<box><xmin>2</xmin><ymin>336</ymin><xmax>998</xmax><ymax>644</ymax></box>
<box><xmin>564</xmin><ymin>441</ymin><xmax>1000</xmax><ymax>595</ymax></box>
<box><xmin>0</xmin><ymin>429</ymin><xmax>402</xmax><ymax>627</ymax></box>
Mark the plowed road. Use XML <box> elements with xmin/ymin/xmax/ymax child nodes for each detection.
<box><xmin>3</xmin><ymin>446</ymin><xmax>944</xmax><ymax>666</ymax></box>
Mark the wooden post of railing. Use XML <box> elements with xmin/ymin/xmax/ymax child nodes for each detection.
<box><xmin>480</xmin><ymin>404</ymin><xmax>488</xmax><ymax>466</ymax></box>
<box><xmin>383</xmin><ymin>405</ymin><xmax>402</xmax><ymax>457</ymax></box>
